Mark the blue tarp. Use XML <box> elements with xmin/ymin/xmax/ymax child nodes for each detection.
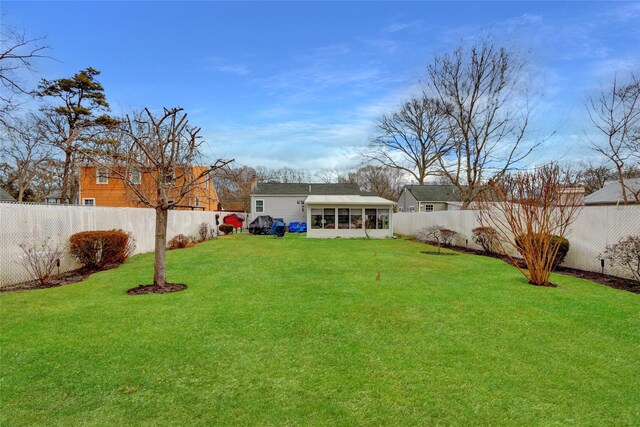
<box><xmin>268</xmin><ymin>221</ymin><xmax>286</xmax><ymax>237</ymax></box>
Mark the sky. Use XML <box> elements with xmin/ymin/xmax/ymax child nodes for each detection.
<box><xmin>2</xmin><ymin>1</ymin><xmax>639</xmax><ymax>175</ymax></box>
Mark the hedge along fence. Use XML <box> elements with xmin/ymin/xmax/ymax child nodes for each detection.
<box><xmin>0</xmin><ymin>203</ymin><xmax>239</xmax><ymax>287</ymax></box>
<box><xmin>393</xmin><ymin>205</ymin><xmax>640</xmax><ymax>280</ymax></box>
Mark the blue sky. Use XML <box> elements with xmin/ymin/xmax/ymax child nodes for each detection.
<box><xmin>3</xmin><ymin>1</ymin><xmax>640</xmax><ymax>173</ymax></box>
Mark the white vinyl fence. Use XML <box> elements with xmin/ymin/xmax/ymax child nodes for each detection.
<box><xmin>0</xmin><ymin>203</ymin><xmax>241</xmax><ymax>287</ymax></box>
<box><xmin>393</xmin><ymin>205</ymin><xmax>640</xmax><ymax>280</ymax></box>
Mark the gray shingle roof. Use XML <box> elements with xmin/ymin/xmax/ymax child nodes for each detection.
<box><xmin>584</xmin><ymin>178</ymin><xmax>640</xmax><ymax>205</ymax></box>
<box><xmin>0</xmin><ymin>187</ymin><xmax>16</xmax><ymax>202</ymax></box>
<box><xmin>251</xmin><ymin>182</ymin><xmax>370</xmax><ymax>196</ymax></box>
<box><xmin>404</xmin><ymin>185</ymin><xmax>464</xmax><ymax>202</ymax></box>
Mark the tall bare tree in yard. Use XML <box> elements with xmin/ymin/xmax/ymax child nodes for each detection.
<box><xmin>477</xmin><ymin>164</ymin><xmax>582</xmax><ymax>287</ymax></box>
<box><xmin>586</xmin><ymin>74</ymin><xmax>640</xmax><ymax>204</ymax></box>
<box><xmin>428</xmin><ymin>38</ymin><xmax>536</xmax><ymax>208</ymax></box>
<box><xmin>94</xmin><ymin>107</ymin><xmax>231</xmax><ymax>290</ymax></box>
<box><xmin>0</xmin><ymin>25</ymin><xmax>49</xmax><ymax>121</ymax></box>
<box><xmin>0</xmin><ymin>114</ymin><xmax>53</xmax><ymax>201</ymax></box>
<box><xmin>365</xmin><ymin>96</ymin><xmax>450</xmax><ymax>184</ymax></box>
<box><xmin>213</xmin><ymin>164</ymin><xmax>257</xmax><ymax>211</ymax></box>
<box><xmin>36</xmin><ymin>67</ymin><xmax>116</xmax><ymax>204</ymax></box>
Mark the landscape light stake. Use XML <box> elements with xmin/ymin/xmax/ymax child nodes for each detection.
<box><xmin>601</xmin><ymin>259</ymin><xmax>605</xmax><ymax>275</ymax></box>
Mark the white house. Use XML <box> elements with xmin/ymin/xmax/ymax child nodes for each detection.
<box><xmin>305</xmin><ymin>195</ymin><xmax>396</xmax><ymax>239</ymax></box>
<box><xmin>396</xmin><ymin>185</ymin><xmax>464</xmax><ymax>212</ymax></box>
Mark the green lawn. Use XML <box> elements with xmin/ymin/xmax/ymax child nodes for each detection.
<box><xmin>1</xmin><ymin>234</ymin><xmax>639</xmax><ymax>426</ymax></box>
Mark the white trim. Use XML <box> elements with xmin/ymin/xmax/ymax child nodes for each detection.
<box><xmin>96</xmin><ymin>169</ymin><xmax>108</xmax><ymax>184</ymax></box>
<box><xmin>130</xmin><ymin>170</ymin><xmax>141</xmax><ymax>185</ymax></box>
<box><xmin>82</xmin><ymin>198</ymin><xmax>95</xmax><ymax>206</ymax></box>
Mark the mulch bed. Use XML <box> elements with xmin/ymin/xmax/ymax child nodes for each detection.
<box><xmin>1</xmin><ymin>266</ymin><xmax>102</xmax><ymax>293</ymax></box>
<box><xmin>445</xmin><ymin>244</ymin><xmax>639</xmax><ymax>294</ymax></box>
<box><xmin>126</xmin><ymin>283</ymin><xmax>187</xmax><ymax>295</ymax></box>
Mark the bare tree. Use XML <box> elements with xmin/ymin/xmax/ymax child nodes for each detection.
<box><xmin>0</xmin><ymin>114</ymin><xmax>53</xmax><ymax>201</ymax></box>
<box><xmin>428</xmin><ymin>38</ymin><xmax>537</xmax><ymax>208</ymax></box>
<box><xmin>18</xmin><ymin>238</ymin><xmax>63</xmax><ymax>286</ymax></box>
<box><xmin>255</xmin><ymin>166</ymin><xmax>312</xmax><ymax>183</ymax></box>
<box><xmin>213</xmin><ymin>164</ymin><xmax>256</xmax><ymax>212</ymax></box>
<box><xmin>586</xmin><ymin>73</ymin><xmax>640</xmax><ymax>204</ymax></box>
<box><xmin>365</xmin><ymin>96</ymin><xmax>450</xmax><ymax>184</ymax></box>
<box><xmin>91</xmin><ymin>107</ymin><xmax>232</xmax><ymax>290</ymax></box>
<box><xmin>477</xmin><ymin>164</ymin><xmax>582</xmax><ymax>287</ymax></box>
<box><xmin>0</xmin><ymin>25</ymin><xmax>49</xmax><ymax>120</ymax></box>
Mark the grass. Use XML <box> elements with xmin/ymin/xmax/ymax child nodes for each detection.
<box><xmin>1</xmin><ymin>234</ymin><xmax>639</xmax><ymax>426</ymax></box>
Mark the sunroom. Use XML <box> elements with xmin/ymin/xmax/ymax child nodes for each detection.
<box><xmin>305</xmin><ymin>195</ymin><xmax>396</xmax><ymax>238</ymax></box>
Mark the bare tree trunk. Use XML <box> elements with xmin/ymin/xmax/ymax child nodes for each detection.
<box><xmin>60</xmin><ymin>150</ymin><xmax>72</xmax><ymax>204</ymax></box>
<box><xmin>153</xmin><ymin>207</ymin><xmax>168</xmax><ymax>287</ymax></box>
<box><xmin>615</xmin><ymin>163</ymin><xmax>628</xmax><ymax>204</ymax></box>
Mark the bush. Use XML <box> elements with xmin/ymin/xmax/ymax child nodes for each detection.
<box><xmin>600</xmin><ymin>235</ymin><xmax>640</xmax><ymax>283</ymax></box>
<box><xmin>198</xmin><ymin>222</ymin><xmax>212</xmax><ymax>241</ymax></box>
<box><xmin>19</xmin><ymin>237</ymin><xmax>64</xmax><ymax>285</ymax></box>
<box><xmin>472</xmin><ymin>226</ymin><xmax>501</xmax><ymax>254</ymax></box>
<box><xmin>70</xmin><ymin>230</ymin><xmax>131</xmax><ymax>269</ymax></box>
<box><xmin>218</xmin><ymin>224</ymin><xmax>234</xmax><ymax>235</ymax></box>
<box><xmin>515</xmin><ymin>234</ymin><xmax>569</xmax><ymax>270</ymax></box>
<box><xmin>415</xmin><ymin>225</ymin><xmax>457</xmax><ymax>251</ymax></box>
<box><xmin>167</xmin><ymin>234</ymin><xmax>194</xmax><ymax>249</ymax></box>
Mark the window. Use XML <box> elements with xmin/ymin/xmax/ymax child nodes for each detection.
<box><xmin>424</xmin><ymin>204</ymin><xmax>434</xmax><ymax>212</ymax></box>
<box><xmin>377</xmin><ymin>209</ymin><xmax>390</xmax><ymax>229</ymax></box>
<box><xmin>350</xmin><ymin>208</ymin><xmax>362</xmax><ymax>229</ymax></box>
<box><xmin>324</xmin><ymin>208</ymin><xmax>335</xmax><ymax>229</ymax></box>
<box><xmin>96</xmin><ymin>169</ymin><xmax>108</xmax><ymax>184</ymax></box>
<box><xmin>365</xmin><ymin>208</ymin><xmax>377</xmax><ymax>229</ymax></box>
<box><xmin>409</xmin><ymin>206</ymin><xmax>415</xmax><ymax>212</ymax></box>
<box><xmin>255</xmin><ymin>199</ymin><xmax>264</xmax><ymax>213</ymax></box>
<box><xmin>338</xmin><ymin>208</ymin><xmax>350</xmax><ymax>229</ymax></box>
<box><xmin>195</xmin><ymin>197</ymin><xmax>201</xmax><ymax>207</ymax></box>
<box><xmin>311</xmin><ymin>208</ymin><xmax>323</xmax><ymax>229</ymax></box>
<box><xmin>82</xmin><ymin>198</ymin><xmax>95</xmax><ymax>206</ymax></box>
<box><xmin>165</xmin><ymin>170</ymin><xmax>174</xmax><ymax>184</ymax></box>
<box><xmin>398</xmin><ymin>207</ymin><xmax>404</xmax><ymax>212</ymax></box>
<box><xmin>130</xmin><ymin>170</ymin><xmax>141</xmax><ymax>184</ymax></box>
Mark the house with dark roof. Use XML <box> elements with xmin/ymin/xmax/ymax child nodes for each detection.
<box><xmin>397</xmin><ymin>185</ymin><xmax>464</xmax><ymax>212</ymax></box>
<box><xmin>249</xmin><ymin>182</ymin><xmax>372</xmax><ymax>223</ymax></box>
<box><xmin>584</xmin><ymin>178</ymin><xmax>640</xmax><ymax>206</ymax></box>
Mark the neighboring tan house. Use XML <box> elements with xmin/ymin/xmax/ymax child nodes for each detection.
<box><xmin>397</xmin><ymin>185</ymin><xmax>465</xmax><ymax>212</ymax></box>
<box><xmin>75</xmin><ymin>165</ymin><xmax>220</xmax><ymax>210</ymax></box>
<box><xmin>584</xmin><ymin>178</ymin><xmax>640</xmax><ymax>206</ymax></box>
<box><xmin>0</xmin><ymin>188</ymin><xmax>16</xmax><ymax>202</ymax></box>
<box><xmin>250</xmin><ymin>182</ymin><xmax>371</xmax><ymax>223</ymax></box>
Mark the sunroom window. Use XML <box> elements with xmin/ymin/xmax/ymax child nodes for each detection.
<box><xmin>311</xmin><ymin>209</ymin><xmax>323</xmax><ymax>229</ymax></box>
<box><xmin>338</xmin><ymin>208</ymin><xmax>350</xmax><ymax>229</ymax></box>
<box><xmin>350</xmin><ymin>208</ymin><xmax>362</xmax><ymax>229</ymax></box>
<box><xmin>324</xmin><ymin>208</ymin><xmax>336</xmax><ymax>229</ymax></box>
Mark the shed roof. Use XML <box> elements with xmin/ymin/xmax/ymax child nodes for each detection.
<box><xmin>0</xmin><ymin>187</ymin><xmax>16</xmax><ymax>202</ymax></box>
<box><xmin>305</xmin><ymin>195</ymin><xmax>396</xmax><ymax>206</ymax></box>
<box><xmin>584</xmin><ymin>178</ymin><xmax>640</xmax><ymax>205</ymax></box>
<box><xmin>251</xmin><ymin>182</ymin><xmax>369</xmax><ymax>196</ymax></box>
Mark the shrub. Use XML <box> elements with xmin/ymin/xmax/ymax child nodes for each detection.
<box><xmin>415</xmin><ymin>225</ymin><xmax>457</xmax><ymax>252</ymax></box>
<box><xmin>218</xmin><ymin>224</ymin><xmax>234</xmax><ymax>235</ymax></box>
<box><xmin>198</xmin><ymin>222</ymin><xmax>212</xmax><ymax>241</ymax></box>
<box><xmin>69</xmin><ymin>230</ymin><xmax>131</xmax><ymax>269</ymax></box>
<box><xmin>515</xmin><ymin>234</ymin><xmax>570</xmax><ymax>270</ymax></box>
<box><xmin>19</xmin><ymin>237</ymin><xmax>64</xmax><ymax>285</ymax></box>
<box><xmin>472</xmin><ymin>226</ymin><xmax>501</xmax><ymax>254</ymax></box>
<box><xmin>167</xmin><ymin>234</ymin><xmax>194</xmax><ymax>249</ymax></box>
<box><xmin>600</xmin><ymin>235</ymin><xmax>640</xmax><ymax>283</ymax></box>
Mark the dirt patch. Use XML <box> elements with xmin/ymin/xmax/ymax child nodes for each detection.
<box><xmin>421</xmin><ymin>250</ymin><xmax>459</xmax><ymax>256</ymax></box>
<box><xmin>126</xmin><ymin>283</ymin><xmax>187</xmax><ymax>295</ymax></box>
<box><xmin>443</xmin><ymin>243</ymin><xmax>639</xmax><ymax>294</ymax></box>
<box><xmin>0</xmin><ymin>266</ymin><xmax>117</xmax><ymax>293</ymax></box>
